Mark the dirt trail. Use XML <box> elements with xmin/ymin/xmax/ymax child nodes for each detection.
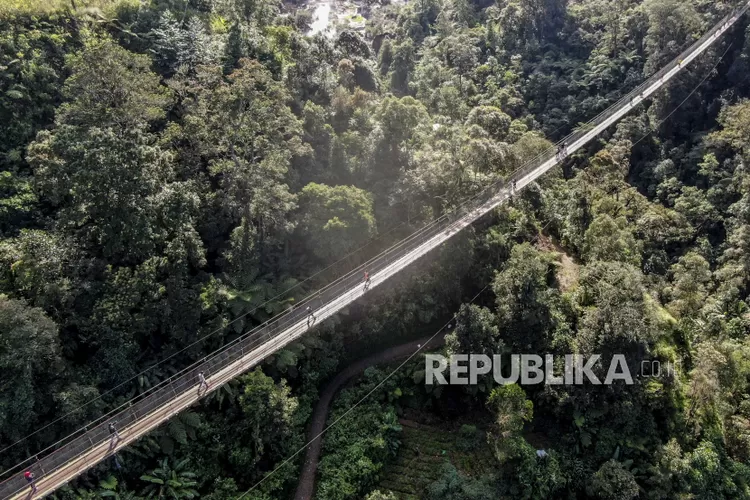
<box><xmin>293</xmin><ymin>335</ymin><xmax>445</xmax><ymax>500</ymax></box>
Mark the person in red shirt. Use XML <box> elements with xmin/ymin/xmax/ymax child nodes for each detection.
<box><xmin>363</xmin><ymin>270</ymin><xmax>371</xmax><ymax>291</ymax></box>
<box><xmin>24</xmin><ymin>470</ymin><xmax>37</xmax><ymax>493</ymax></box>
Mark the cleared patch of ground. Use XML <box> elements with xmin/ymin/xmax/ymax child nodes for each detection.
<box><xmin>377</xmin><ymin>419</ymin><xmax>495</xmax><ymax>499</ymax></box>
<box><xmin>536</xmin><ymin>233</ymin><xmax>580</xmax><ymax>293</ymax></box>
<box><xmin>556</xmin><ymin>253</ymin><xmax>580</xmax><ymax>292</ymax></box>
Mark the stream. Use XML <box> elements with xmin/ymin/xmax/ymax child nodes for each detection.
<box><xmin>308</xmin><ymin>1</ymin><xmax>333</xmax><ymax>37</ymax></box>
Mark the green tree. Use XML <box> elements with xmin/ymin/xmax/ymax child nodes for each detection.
<box><xmin>446</xmin><ymin>304</ymin><xmax>501</xmax><ymax>358</ymax></box>
<box><xmin>223</xmin><ymin>0</ymin><xmax>281</xmax><ymax>26</ymax></box>
<box><xmin>152</xmin><ymin>12</ymin><xmax>218</xmax><ymax>74</ymax></box>
<box><xmin>203</xmin><ymin>478</ymin><xmax>241</xmax><ymax>500</ymax></box>
<box><xmin>27</xmin><ymin>35</ymin><xmax>190</xmax><ymax>265</ymax></box>
<box><xmin>377</xmin><ymin>95</ymin><xmax>429</xmax><ymax>148</ymax></box>
<box><xmin>297</xmin><ymin>183</ymin><xmax>377</xmax><ymax>262</ymax></box>
<box><xmin>178</xmin><ymin>59</ymin><xmax>303</xmax><ymax>251</ymax></box>
<box><xmin>56</xmin><ymin>35</ymin><xmax>170</xmax><ymax>129</ymax></box>
<box><xmin>589</xmin><ymin>459</ymin><xmax>639</xmax><ymax>500</ymax></box>
<box><xmin>425</xmin><ymin>463</ymin><xmax>497</xmax><ymax>499</ymax></box>
<box><xmin>575</xmin><ymin>261</ymin><xmax>655</xmax><ymax>357</ymax></box>
<box><xmin>335</xmin><ymin>30</ymin><xmax>371</xmax><ymax>59</ymax></box>
<box><xmin>0</xmin><ymin>16</ymin><xmax>75</xmax><ymax>171</ymax></box>
<box><xmin>492</xmin><ymin>244</ymin><xmax>562</xmax><ymax>351</ymax></box>
<box><xmin>465</xmin><ymin>106</ymin><xmax>512</xmax><ymax>141</ymax></box>
<box><xmin>317</xmin><ymin>369</ymin><xmax>402</xmax><ymax>500</ymax></box>
<box><xmin>0</xmin><ymin>294</ymin><xmax>62</xmax><ymax>443</ymax></box>
<box><xmin>0</xmin><ymin>171</ymin><xmax>37</xmax><ymax>234</ymax></box>
<box><xmin>30</xmin><ymin>126</ymin><xmax>176</xmax><ymax>262</ymax></box>
<box><xmin>378</xmin><ymin>39</ymin><xmax>393</xmax><ymax>75</ymax></box>
<box><xmin>582</xmin><ymin>214</ymin><xmax>642</xmax><ymax>266</ymax></box>
<box><xmin>487</xmin><ymin>383</ymin><xmax>533</xmax><ymax>463</ymax></box>
<box><xmin>98</xmin><ymin>474</ymin><xmax>139</xmax><ymax>499</ymax></box>
<box><xmin>667</xmin><ymin>252</ymin><xmax>712</xmax><ymax>319</ymax></box>
<box><xmin>708</xmin><ymin>99</ymin><xmax>750</xmax><ymax>161</ymax></box>
<box><xmin>643</xmin><ymin>0</ymin><xmax>702</xmax><ymax>74</ymax></box>
<box><xmin>388</xmin><ymin>40</ymin><xmax>415</xmax><ymax>95</ymax></box>
<box><xmin>0</xmin><ymin>229</ymin><xmax>81</xmax><ymax>311</ymax></box>
<box><xmin>140</xmin><ymin>458</ymin><xmax>199</xmax><ymax>499</ymax></box>
<box><xmin>232</xmin><ymin>368</ymin><xmax>299</xmax><ymax>470</ymax></box>
<box><xmin>515</xmin><ymin>448</ymin><xmax>565</xmax><ymax>499</ymax></box>
<box><xmin>365</xmin><ymin>490</ymin><xmax>398</xmax><ymax>500</ymax></box>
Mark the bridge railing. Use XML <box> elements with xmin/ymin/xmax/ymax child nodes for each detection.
<box><xmin>1</xmin><ymin>2</ymin><xmax>748</xmax><ymax>497</ymax></box>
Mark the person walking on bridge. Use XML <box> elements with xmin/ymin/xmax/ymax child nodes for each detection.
<box><xmin>24</xmin><ymin>470</ymin><xmax>37</xmax><ymax>493</ymax></box>
<box><xmin>108</xmin><ymin>421</ymin><xmax>121</xmax><ymax>449</ymax></box>
<box><xmin>363</xmin><ymin>270</ymin><xmax>371</xmax><ymax>292</ymax></box>
<box><xmin>198</xmin><ymin>371</ymin><xmax>209</xmax><ymax>395</ymax></box>
<box><xmin>306</xmin><ymin>306</ymin><xmax>316</xmax><ymax>327</ymax></box>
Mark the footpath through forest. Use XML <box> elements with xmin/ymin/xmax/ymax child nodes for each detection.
<box><xmin>293</xmin><ymin>335</ymin><xmax>446</xmax><ymax>499</ymax></box>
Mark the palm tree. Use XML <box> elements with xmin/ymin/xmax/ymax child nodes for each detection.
<box><xmin>223</xmin><ymin>274</ymin><xmax>297</xmax><ymax>326</ymax></box>
<box><xmin>140</xmin><ymin>458</ymin><xmax>198</xmax><ymax>499</ymax></box>
<box><xmin>161</xmin><ymin>411</ymin><xmax>201</xmax><ymax>454</ymax></box>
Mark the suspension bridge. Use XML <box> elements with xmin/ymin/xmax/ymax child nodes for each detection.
<box><xmin>2</xmin><ymin>3</ymin><xmax>749</xmax><ymax>497</ymax></box>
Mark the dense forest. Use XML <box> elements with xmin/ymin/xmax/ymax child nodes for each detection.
<box><xmin>2</xmin><ymin>0</ymin><xmax>750</xmax><ymax>497</ymax></box>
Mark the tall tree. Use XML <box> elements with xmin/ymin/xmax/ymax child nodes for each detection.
<box><xmin>179</xmin><ymin>59</ymin><xmax>304</xmax><ymax>256</ymax></box>
<box><xmin>297</xmin><ymin>183</ymin><xmax>377</xmax><ymax>262</ymax></box>
<box><xmin>0</xmin><ymin>295</ymin><xmax>62</xmax><ymax>443</ymax></box>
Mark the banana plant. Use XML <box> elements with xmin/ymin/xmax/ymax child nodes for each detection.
<box><xmin>140</xmin><ymin>458</ymin><xmax>198</xmax><ymax>499</ymax></box>
<box><xmin>99</xmin><ymin>474</ymin><xmax>141</xmax><ymax>499</ymax></box>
